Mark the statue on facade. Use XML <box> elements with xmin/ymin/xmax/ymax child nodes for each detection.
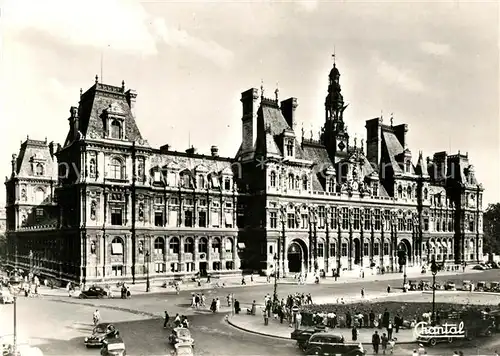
<box><xmin>90</xmin><ymin>241</ymin><xmax>96</xmax><ymax>254</ymax></box>
<box><xmin>90</xmin><ymin>200</ymin><xmax>97</xmax><ymax>220</ymax></box>
<box><xmin>21</xmin><ymin>189</ymin><xmax>27</xmax><ymax>201</ymax></box>
<box><xmin>138</xmin><ymin>241</ymin><xmax>144</xmax><ymax>254</ymax></box>
<box><xmin>138</xmin><ymin>203</ymin><xmax>145</xmax><ymax>221</ymax></box>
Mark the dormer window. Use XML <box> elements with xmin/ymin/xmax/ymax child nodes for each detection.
<box><xmin>286</xmin><ymin>140</ymin><xmax>294</xmax><ymax>157</ymax></box>
<box><xmin>302</xmin><ymin>175</ymin><xmax>308</xmax><ymax>191</ymax></box>
<box><xmin>397</xmin><ymin>185</ymin><xmax>403</xmax><ymax>199</ymax></box>
<box><xmin>224</xmin><ymin>177</ymin><xmax>231</xmax><ymax>190</ymax></box>
<box><xmin>110</xmin><ymin>119</ymin><xmax>122</xmax><ymax>139</ymax></box>
<box><xmin>35</xmin><ymin>163</ymin><xmax>44</xmax><ymax>176</ymax></box>
<box><xmin>405</xmin><ymin>161</ymin><xmax>411</xmax><ymax>173</ymax></box>
<box><xmin>327</xmin><ymin>177</ymin><xmax>335</xmax><ymax>193</ymax></box>
<box><xmin>198</xmin><ymin>174</ymin><xmax>205</xmax><ymax>189</ymax></box>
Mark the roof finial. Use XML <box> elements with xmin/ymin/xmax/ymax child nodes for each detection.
<box><xmin>260</xmin><ymin>79</ymin><xmax>264</xmax><ymax>99</ymax></box>
<box><xmin>354</xmin><ymin>135</ymin><xmax>357</xmax><ymax>148</ymax></box>
<box><xmin>121</xmin><ymin>80</ymin><xmax>125</xmax><ymax>91</ymax></box>
<box><xmin>380</xmin><ymin>110</ymin><xmax>383</xmax><ymax>121</ymax></box>
<box><xmin>301</xmin><ymin>123</ymin><xmax>305</xmax><ymax>141</ymax></box>
<box><xmin>275</xmin><ymin>81</ymin><xmax>279</xmax><ymax>101</ymax></box>
<box><xmin>95</xmin><ymin>75</ymin><xmax>99</xmax><ymax>84</ymax></box>
<box><xmin>332</xmin><ymin>46</ymin><xmax>336</xmax><ymax>66</ymax></box>
<box><xmin>310</xmin><ymin>124</ymin><xmax>313</xmax><ymax>140</ymax></box>
<box><xmin>361</xmin><ymin>138</ymin><xmax>364</xmax><ymax>150</ymax></box>
<box><xmin>80</xmin><ymin>88</ymin><xmax>83</xmax><ymax>97</ymax></box>
<box><xmin>390</xmin><ymin>113</ymin><xmax>394</xmax><ymax>127</ymax></box>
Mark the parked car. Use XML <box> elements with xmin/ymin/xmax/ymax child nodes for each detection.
<box><xmin>477</xmin><ymin>281</ymin><xmax>487</xmax><ymax>292</ymax></box>
<box><xmin>473</xmin><ymin>265</ymin><xmax>486</xmax><ymax>271</ymax></box>
<box><xmin>302</xmin><ymin>332</ymin><xmax>365</xmax><ymax>355</ymax></box>
<box><xmin>462</xmin><ymin>280</ymin><xmax>473</xmax><ymax>291</ymax></box>
<box><xmin>100</xmin><ymin>337</ymin><xmax>126</xmax><ymax>356</ymax></box>
<box><xmin>444</xmin><ymin>281</ymin><xmax>456</xmax><ymax>291</ymax></box>
<box><xmin>169</xmin><ymin>327</ymin><xmax>194</xmax><ymax>348</ymax></box>
<box><xmin>84</xmin><ymin>323</ymin><xmax>120</xmax><ymax>347</ymax></box>
<box><xmin>291</xmin><ymin>325</ymin><xmax>327</xmax><ymax>350</ymax></box>
<box><xmin>0</xmin><ymin>289</ymin><xmax>14</xmax><ymax>304</ymax></box>
<box><xmin>79</xmin><ymin>286</ymin><xmax>108</xmax><ymax>299</ymax></box>
<box><xmin>173</xmin><ymin>341</ymin><xmax>194</xmax><ymax>356</ymax></box>
<box><xmin>489</xmin><ymin>282</ymin><xmax>500</xmax><ymax>292</ymax></box>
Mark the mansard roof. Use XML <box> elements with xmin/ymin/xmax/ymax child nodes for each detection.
<box><xmin>150</xmin><ymin>152</ymin><xmax>235</xmax><ymax>177</ymax></box>
<box><xmin>13</xmin><ymin>138</ymin><xmax>57</xmax><ymax>178</ymax></box>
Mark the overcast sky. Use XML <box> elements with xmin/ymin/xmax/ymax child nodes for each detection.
<box><xmin>0</xmin><ymin>0</ymin><xmax>498</xmax><ymax>206</ymax></box>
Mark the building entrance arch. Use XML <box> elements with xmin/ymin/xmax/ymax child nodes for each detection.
<box><xmin>287</xmin><ymin>239</ymin><xmax>308</xmax><ymax>273</ymax></box>
<box><xmin>398</xmin><ymin>239</ymin><xmax>412</xmax><ymax>263</ymax></box>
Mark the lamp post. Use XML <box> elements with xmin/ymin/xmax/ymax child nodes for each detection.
<box><xmin>13</xmin><ymin>291</ymin><xmax>17</xmax><ymax>355</ymax></box>
<box><xmin>145</xmin><ymin>250</ymin><xmax>150</xmax><ymax>292</ymax></box>
<box><xmin>431</xmin><ymin>258</ymin><xmax>439</xmax><ymax>325</ymax></box>
<box><xmin>273</xmin><ymin>253</ymin><xmax>278</xmax><ymax>305</ymax></box>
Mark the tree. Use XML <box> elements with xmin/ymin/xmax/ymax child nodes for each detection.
<box><xmin>483</xmin><ymin>203</ymin><xmax>500</xmax><ymax>254</ymax></box>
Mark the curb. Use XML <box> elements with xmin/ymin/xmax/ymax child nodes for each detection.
<box><xmin>226</xmin><ymin>315</ymin><xmax>418</xmax><ymax>345</ymax></box>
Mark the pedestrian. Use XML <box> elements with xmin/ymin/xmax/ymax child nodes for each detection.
<box><xmin>372</xmin><ymin>330</ymin><xmax>380</xmax><ymax>354</ymax></box>
<box><xmin>195</xmin><ymin>294</ymin><xmax>200</xmax><ymax>308</ymax></box>
<box><xmin>93</xmin><ymin>309</ymin><xmax>100</xmax><ymax>325</ymax></box>
<box><xmin>210</xmin><ymin>299</ymin><xmax>217</xmax><ymax>313</ymax></box>
<box><xmin>387</xmin><ymin>321</ymin><xmax>393</xmax><ymax>340</ymax></box>
<box><xmin>234</xmin><ymin>299</ymin><xmax>240</xmax><ymax>314</ymax></box>
<box><xmin>388</xmin><ymin>338</ymin><xmax>395</xmax><ymax>354</ymax></box>
<box><xmin>361</xmin><ymin>288</ymin><xmax>365</xmax><ymax>298</ymax></box>
<box><xmin>174</xmin><ymin>313</ymin><xmax>181</xmax><ymax>327</ymax></box>
<box><xmin>163</xmin><ymin>311</ymin><xmax>170</xmax><ymax>328</ymax></box>
<box><xmin>417</xmin><ymin>343</ymin><xmax>425</xmax><ymax>355</ymax></box>
<box><xmin>351</xmin><ymin>326</ymin><xmax>358</xmax><ymax>341</ymax></box>
<box><xmin>381</xmin><ymin>332</ymin><xmax>388</xmax><ymax>354</ymax></box>
<box><xmin>263</xmin><ymin>309</ymin><xmax>269</xmax><ymax>325</ymax></box>
<box><xmin>241</xmin><ymin>277</ymin><xmax>246</xmax><ymax>285</ymax></box>
<box><xmin>394</xmin><ymin>314</ymin><xmax>401</xmax><ymax>333</ymax></box>
<box><xmin>387</xmin><ymin>285</ymin><xmax>391</xmax><ymax>293</ymax></box>
<box><xmin>216</xmin><ymin>297</ymin><xmax>220</xmax><ymax>312</ymax></box>
<box><xmin>295</xmin><ymin>312</ymin><xmax>302</xmax><ymax>329</ymax></box>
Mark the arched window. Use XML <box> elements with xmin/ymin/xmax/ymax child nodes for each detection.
<box><xmin>110</xmin><ymin>119</ymin><xmax>122</xmax><ymax>139</ymax></box>
<box><xmin>110</xmin><ymin>158</ymin><xmax>123</xmax><ymax>179</ymax></box>
<box><xmin>169</xmin><ymin>237</ymin><xmax>180</xmax><ymax>254</ymax></box>
<box><xmin>35</xmin><ymin>187</ymin><xmax>45</xmax><ymax>204</ymax></box>
<box><xmin>212</xmin><ymin>237</ymin><xmax>221</xmax><ymax>254</ymax></box>
<box><xmin>406</xmin><ymin>186</ymin><xmax>412</xmax><ymax>199</ymax></box>
<box><xmin>111</xmin><ymin>237</ymin><xmax>124</xmax><ymax>255</ymax></box>
<box><xmin>302</xmin><ymin>175</ymin><xmax>308</xmax><ymax>191</ymax></box>
<box><xmin>397</xmin><ymin>185</ymin><xmax>403</xmax><ymax>199</ymax></box>
<box><xmin>184</xmin><ymin>237</ymin><xmax>194</xmax><ymax>253</ymax></box>
<box><xmin>288</xmin><ymin>174</ymin><xmax>294</xmax><ymax>190</ymax></box>
<box><xmin>89</xmin><ymin>158</ymin><xmax>96</xmax><ymax>178</ymax></box>
<box><xmin>154</xmin><ymin>237</ymin><xmax>165</xmax><ymax>255</ymax></box>
<box><xmin>35</xmin><ymin>163</ymin><xmax>44</xmax><ymax>176</ymax></box>
<box><xmin>198</xmin><ymin>237</ymin><xmax>208</xmax><ymax>254</ymax></box>
<box><xmin>270</xmin><ymin>171</ymin><xmax>276</xmax><ymax>187</ymax></box>
<box><xmin>423</xmin><ymin>188</ymin><xmax>428</xmax><ymax>200</ymax></box>
<box><xmin>225</xmin><ymin>238</ymin><xmax>234</xmax><ymax>253</ymax></box>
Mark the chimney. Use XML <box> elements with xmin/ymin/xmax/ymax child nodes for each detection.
<box><xmin>211</xmin><ymin>145</ymin><xmax>219</xmax><ymax>157</ymax></box>
<box><xmin>49</xmin><ymin>141</ymin><xmax>55</xmax><ymax>158</ymax></box>
<box><xmin>186</xmin><ymin>146</ymin><xmax>196</xmax><ymax>155</ymax></box>
<box><xmin>240</xmin><ymin>88</ymin><xmax>260</xmax><ymax>157</ymax></box>
<box><xmin>280</xmin><ymin>97</ymin><xmax>298</xmax><ymax>129</ymax></box>
<box><xmin>125</xmin><ymin>89</ymin><xmax>138</xmax><ymax>117</ymax></box>
<box><xmin>393</xmin><ymin>123</ymin><xmax>408</xmax><ymax>149</ymax></box>
<box><xmin>365</xmin><ymin>117</ymin><xmax>382</xmax><ymax>169</ymax></box>
<box><xmin>160</xmin><ymin>144</ymin><xmax>170</xmax><ymax>153</ymax></box>
<box><xmin>68</xmin><ymin>106</ymin><xmax>79</xmax><ymax>139</ymax></box>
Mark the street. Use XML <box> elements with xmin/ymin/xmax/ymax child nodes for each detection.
<box><xmin>2</xmin><ymin>269</ymin><xmax>500</xmax><ymax>355</ymax></box>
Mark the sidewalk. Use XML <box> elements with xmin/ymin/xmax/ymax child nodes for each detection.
<box><xmin>227</xmin><ymin>313</ymin><xmax>416</xmax><ymax>344</ymax></box>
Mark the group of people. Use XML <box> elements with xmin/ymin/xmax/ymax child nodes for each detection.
<box><xmin>163</xmin><ymin>312</ymin><xmax>190</xmax><ymax>329</ymax></box>
<box><xmin>190</xmin><ymin>293</ymin><xmax>206</xmax><ymax>308</ymax></box>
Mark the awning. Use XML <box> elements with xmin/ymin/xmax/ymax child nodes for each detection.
<box><xmin>225</xmin><ymin>212</ymin><xmax>233</xmax><ymax>225</ymax></box>
<box><xmin>237</xmin><ymin>242</ymin><xmax>246</xmax><ymax>249</ymax></box>
<box><xmin>111</xmin><ymin>243</ymin><xmax>123</xmax><ymax>255</ymax></box>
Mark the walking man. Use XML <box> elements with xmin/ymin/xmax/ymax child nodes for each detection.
<box><xmin>163</xmin><ymin>310</ymin><xmax>170</xmax><ymax>328</ymax></box>
<box><xmin>372</xmin><ymin>330</ymin><xmax>380</xmax><ymax>354</ymax></box>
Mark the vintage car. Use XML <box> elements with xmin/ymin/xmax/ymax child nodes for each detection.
<box><xmin>172</xmin><ymin>341</ymin><xmax>194</xmax><ymax>356</ymax></box>
<box><xmin>473</xmin><ymin>265</ymin><xmax>486</xmax><ymax>271</ymax></box>
<box><xmin>0</xmin><ymin>289</ymin><xmax>14</xmax><ymax>304</ymax></box>
<box><xmin>444</xmin><ymin>281</ymin><xmax>456</xmax><ymax>290</ymax></box>
<box><xmin>168</xmin><ymin>327</ymin><xmax>194</xmax><ymax>348</ymax></box>
<box><xmin>100</xmin><ymin>337</ymin><xmax>126</xmax><ymax>356</ymax></box>
<box><xmin>291</xmin><ymin>325</ymin><xmax>327</xmax><ymax>350</ymax></box>
<box><xmin>419</xmin><ymin>280</ymin><xmax>431</xmax><ymax>290</ymax></box>
<box><xmin>85</xmin><ymin>323</ymin><xmax>120</xmax><ymax>347</ymax></box>
<box><xmin>408</xmin><ymin>280</ymin><xmax>418</xmax><ymax>291</ymax></box>
<box><xmin>302</xmin><ymin>332</ymin><xmax>365</xmax><ymax>355</ymax></box>
<box><xmin>462</xmin><ymin>280</ymin><xmax>473</xmax><ymax>291</ymax></box>
<box><xmin>79</xmin><ymin>286</ymin><xmax>108</xmax><ymax>299</ymax></box>
<box><xmin>476</xmin><ymin>281</ymin><xmax>487</xmax><ymax>292</ymax></box>
<box><xmin>489</xmin><ymin>282</ymin><xmax>500</xmax><ymax>292</ymax></box>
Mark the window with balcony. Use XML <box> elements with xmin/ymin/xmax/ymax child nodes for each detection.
<box><xmin>197</xmin><ymin>175</ymin><xmax>205</xmax><ymax>189</ymax></box>
<box><xmin>423</xmin><ymin>217</ymin><xmax>429</xmax><ymax>231</ymax></box>
<box><xmin>225</xmin><ymin>238</ymin><xmax>233</xmax><ymax>253</ymax></box>
<box><xmin>327</xmin><ymin>178</ymin><xmax>335</xmax><ymax>193</ymax></box>
<box><xmin>198</xmin><ymin>211</ymin><xmax>207</xmax><ymax>227</ymax></box>
<box><xmin>407</xmin><ymin>219</ymin><xmax>413</xmax><ymax>231</ymax></box>
<box><xmin>330</xmin><ymin>243</ymin><xmax>336</xmax><ymax>257</ymax></box>
<box><xmin>330</xmin><ymin>208</ymin><xmax>337</xmax><ymax>229</ymax></box>
<box><xmin>35</xmin><ymin>163</ymin><xmax>44</xmax><ymax>176</ymax></box>
<box><xmin>111</xmin><ymin>209</ymin><xmax>123</xmax><ymax>226</ymax></box>
<box><xmin>155</xmin><ymin>263</ymin><xmax>165</xmax><ymax>273</ymax></box>
<box><xmin>111</xmin><ymin>237</ymin><xmax>123</xmax><ymax>255</ymax></box>
<box><xmin>398</xmin><ymin>185</ymin><xmax>403</xmax><ymax>199</ymax></box>
<box><xmin>398</xmin><ymin>217</ymin><xmax>404</xmax><ymax>231</ymax></box>
<box><xmin>301</xmin><ymin>214</ymin><xmax>308</xmax><ymax>229</ymax></box>
<box><xmin>286</xmin><ymin>140</ymin><xmax>294</xmax><ymax>156</ymax></box>
<box><xmin>384</xmin><ymin>210</ymin><xmax>391</xmax><ymax>230</ymax></box>
<box><xmin>169</xmin><ymin>237</ymin><xmax>180</xmax><ymax>254</ymax></box>
<box><xmin>154</xmin><ymin>237</ymin><xmax>165</xmax><ymax>255</ymax></box>
<box><xmin>270</xmin><ymin>212</ymin><xmax>277</xmax><ymax>228</ymax></box>
<box><xmin>226</xmin><ymin>261</ymin><xmax>234</xmax><ymax>270</ymax></box>
<box><xmin>212</xmin><ymin>238</ymin><xmax>221</xmax><ymax>254</ymax></box>
<box><xmin>224</xmin><ymin>178</ymin><xmax>231</xmax><ymax>190</ymax></box>
<box><xmin>184</xmin><ymin>210</ymin><xmax>193</xmax><ymax>227</ymax></box>
<box><xmin>198</xmin><ymin>237</ymin><xmax>208</xmax><ymax>254</ymax></box>
<box><xmin>111</xmin><ymin>265</ymin><xmax>123</xmax><ymax>276</ymax></box>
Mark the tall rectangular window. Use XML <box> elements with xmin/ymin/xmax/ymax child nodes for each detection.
<box><xmin>318</xmin><ymin>206</ymin><xmax>325</xmax><ymax>228</ymax></box>
<box><xmin>301</xmin><ymin>214</ymin><xmax>309</xmax><ymax>229</ymax></box>
<box><xmin>287</xmin><ymin>213</ymin><xmax>295</xmax><ymax>229</ymax></box>
<box><xmin>383</xmin><ymin>242</ymin><xmax>389</xmax><ymax>256</ymax></box>
<box><xmin>363</xmin><ymin>243</ymin><xmax>369</xmax><ymax>256</ymax></box>
<box><xmin>184</xmin><ymin>210</ymin><xmax>193</xmax><ymax>227</ymax></box>
<box><xmin>111</xmin><ymin>209</ymin><xmax>122</xmax><ymax>226</ymax></box>
<box><xmin>353</xmin><ymin>208</ymin><xmax>360</xmax><ymax>230</ymax></box>
<box><xmin>364</xmin><ymin>209</ymin><xmax>371</xmax><ymax>230</ymax></box>
<box><xmin>384</xmin><ymin>210</ymin><xmax>391</xmax><ymax>230</ymax></box>
<box><xmin>270</xmin><ymin>212</ymin><xmax>277</xmax><ymax>228</ymax></box>
<box><xmin>341</xmin><ymin>243</ymin><xmax>348</xmax><ymax>257</ymax></box>
<box><xmin>423</xmin><ymin>217</ymin><xmax>429</xmax><ymax>231</ymax></box>
<box><xmin>318</xmin><ymin>243</ymin><xmax>324</xmax><ymax>257</ymax></box>
<box><xmin>330</xmin><ymin>207</ymin><xmax>337</xmax><ymax>229</ymax></box>
<box><xmin>330</xmin><ymin>243</ymin><xmax>336</xmax><ymax>257</ymax></box>
<box><xmin>154</xmin><ymin>211</ymin><xmax>164</xmax><ymax>227</ymax></box>
<box><xmin>198</xmin><ymin>211</ymin><xmax>206</xmax><ymax>227</ymax></box>
<box><xmin>398</xmin><ymin>217</ymin><xmax>404</xmax><ymax>231</ymax></box>
<box><xmin>374</xmin><ymin>209</ymin><xmax>381</xmax><ymax>230</ymax></box>
<box><xmin>374</xmin><ymin>243</ymin><xmax>380</xmax><ymax>256</ymax></box>
<box><xmin>341</xmin><ymin>207</ymin><xmax>349</xmax><ymax>230</ymax></box>
<box><xmin>406</xmin><ymin>218</ymin><xmax>412</xmax><ymax>231</ymax></box>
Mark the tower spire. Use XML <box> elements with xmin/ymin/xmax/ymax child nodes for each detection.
<box><xmin>260</xmin><ymin>79</ymin><xmax>264</xmax><ymax>99</ymax></box>
<box><xmin>332</xmin><ymin>46</ymin><xmax>336</xmax><ymax>66</ymax></box>
<box><xmin>275</xmin><ymin>81</ymin><xmax>279</xmax><ymax>101</ymax></box>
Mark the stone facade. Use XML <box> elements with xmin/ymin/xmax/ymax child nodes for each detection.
<box><xmin>4</xmin><ymin>62</ymin><xmax>484</xmax><ymax>284</ymax></box>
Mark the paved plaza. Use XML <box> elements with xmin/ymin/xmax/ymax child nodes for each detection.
<box><xmin>2</xmin><ymin>269</ymin><xmax>500</xmax><ymax>355</ymax></box>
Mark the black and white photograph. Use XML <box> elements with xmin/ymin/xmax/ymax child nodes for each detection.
<box><xmin>0</xmin><ymin>0</ymin><xmax>498</xmax><ymax>355</ymax></box>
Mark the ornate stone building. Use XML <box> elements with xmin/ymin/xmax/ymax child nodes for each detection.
<box><xmin>5</xmin><ymin>61</ymin><xmax>484</xmax><ymax>284</ymax></box>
